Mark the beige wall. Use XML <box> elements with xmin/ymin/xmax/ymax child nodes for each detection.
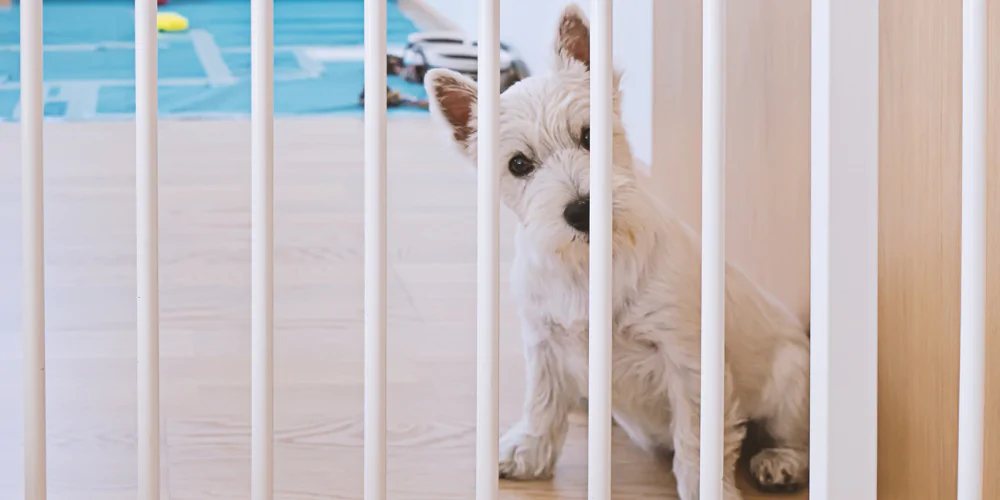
<box><xmin>652</xmin><ymin>1</ymin><xmax>811</xmax><ymax>322</ymax></box>
<box><xmin>650</xmin><ymin>1</ymin><xmax>998</xmax><ymax>498</ymax></box>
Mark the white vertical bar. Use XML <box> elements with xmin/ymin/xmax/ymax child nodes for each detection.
<box><xmin>475</xmin><ymin>0</ymin><xmax>500</xmax><ymax>497</ymax></box>
<box><xmin>589</xmin><ymin>0</ymin><xmax>613</xmax><ymax>499</ymax></box>
<box><xmin>699</xmin><ymin>0</ymin><xmax>724</xmax><ymax>497</ymax></box>
<box><xmin>250</xmin><ymin>0</ymin><xmax>275</xmax><ymax>495</ymax></box>
<box><xmin>135</xmin><ymin>0</ymin><xmax>160</xmax><ymax>496</ymax></box>
<box><xmin>810</xmin><ymin>0</ymin><xmax>879</xmax><ymax>499</ymax></box>
<box><xmin>363</xmin><ymin>0</ymin><xmax>387</xmax><ymax>498</ymax></box>
<box><xmin>957</xmin><ymin>0</ymin><xmax>987</xmax><ymax>498</ymax></box>
<box><xmin>21</xmin><ymin>0</ymin><xmax>46</xmax><ymax>498</ymax></box>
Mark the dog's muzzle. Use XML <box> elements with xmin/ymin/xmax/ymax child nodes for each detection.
<box><xmin>563</xmin><ymin>196</ymin><xmax>590</xmax><ymax>233</ymax></box>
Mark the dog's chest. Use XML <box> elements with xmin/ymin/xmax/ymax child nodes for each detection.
<box><xmin>512</xmin><ymin>258</ymin><xmax>590</xmax><ymax>329</ymax></box>
<box><xmin>512</xmin><ymin>257</ymin><xmax>657</xmax><ymax>355</ymax></box>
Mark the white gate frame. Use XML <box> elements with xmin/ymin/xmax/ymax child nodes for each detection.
<box><xmin>15</xmin><ymin>0</ymin><xmax>990</xmax><ymax>499</ymax></box>
<box><xmin>809</xmin><ymin>0</ymin><xmax>879</xmax><ymax>499</ymax></box>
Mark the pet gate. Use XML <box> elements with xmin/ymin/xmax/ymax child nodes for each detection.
<box><xmin>14</xmin><ymin>0</ymin><xmax>989</xmax><ymax>499</ymax></box>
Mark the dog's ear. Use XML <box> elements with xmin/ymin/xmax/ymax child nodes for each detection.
<box><xmin>424</xmin><ymin>68</ymin><xmax>478</xmax><ymax>153</ymax></box>
<box><xmin>554</xmin><ymin>3</ymin><xmax>590</xmax><ymax>70</ymax></box>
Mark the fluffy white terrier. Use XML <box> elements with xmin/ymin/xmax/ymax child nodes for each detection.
<box><xmin>423</xmin><ymin>4</ymin><xmax>810</xmax><ymax>499</ymax></box>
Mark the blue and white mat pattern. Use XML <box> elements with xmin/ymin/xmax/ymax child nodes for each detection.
<box><xmin>0</xmin><ymin>0</ymin><xmax>428</xmax><ymax>121</ymax></box>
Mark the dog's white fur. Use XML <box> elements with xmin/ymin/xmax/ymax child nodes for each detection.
<box><xmin>423</xmin><ymin>4</ymin><xmax>810</xmax><ymax>498</ymax></box>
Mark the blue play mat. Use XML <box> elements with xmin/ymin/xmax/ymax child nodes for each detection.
<box><xmin>0</xmin><ymin>0</ymin><xmax>429</xmax><ymax>121</ymax></box>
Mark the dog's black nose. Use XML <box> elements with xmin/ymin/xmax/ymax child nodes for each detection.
<box><xmin>563</xmin><ymin>197</ymin><xmax>590</xmax><ymax>233</ymax></box>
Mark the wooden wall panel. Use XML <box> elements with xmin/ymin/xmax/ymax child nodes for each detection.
<box><xmin>651</xmin><ymin>1</ymin><xmax>702</xmax><ymax>234</ymax></box>
<box><xmin>878</xmin><ymin>1</ymin><xmax>963</xmax><ymax>498</ymax></box>
<box><xmin>723</xmin><ymin>1</ymin><xmax>812</xmax><ymax>322</ymax></box>
<box><xmin>652</xmin><ymin>0</ymin><xmax>811</xmax><ymax>322</ymax></box>
<box><xmin>651</xmin><ymin>1</ymin><xmax>998</xmax><ymax>498</ymax></box>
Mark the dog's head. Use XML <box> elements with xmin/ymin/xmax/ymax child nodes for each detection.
<box><xmin>424</xmin><ymin>3</ymin><xmax>643</xmax><ymax>263</ymax></box>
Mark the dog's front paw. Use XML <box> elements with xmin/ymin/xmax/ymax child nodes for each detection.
<box><xmin>749</xmin><ymin>448</ymin><xmax>808</xmax><ymax>493</ymax></box>
<box><xmin>498</xmin><ymin>424</ymin><xmax>558</xmax><ymax>480</ymax></box>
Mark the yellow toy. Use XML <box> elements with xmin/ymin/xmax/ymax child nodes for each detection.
<box><xmin>157</xmin><ymin>12</ymin><xmax>189</xmax><ymax>32</ymax></box>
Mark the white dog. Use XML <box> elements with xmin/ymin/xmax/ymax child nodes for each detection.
<box><xmin>423</xmin><ymin>4</ymin><xmax>811</xmax><ymax>499</ymax></box>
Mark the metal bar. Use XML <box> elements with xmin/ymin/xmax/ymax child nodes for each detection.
<box><xmin>957</xmin><ymin>0</ymin><xmax>988</xmax><ymax>498</ymax></box>
<box><xmin>250</xmin><ymin>0</ymin><xmax>275</xmax><ymax>494</ymax></box>
<box><xmin>476</xmin><ymin>0</ymin><xmax>501</xmax><ymax>497</ymax></box>
<box><xmin>363</xmin><ymin>0</ymin><xmax>388</xmax><ymax>498</ymax></box>
<box><xmin>21</xmin><ymin>0</ymin><xmax>47</xmax><ymax>496</ymax></box>
<box><xmin>135</xmin><ymin>0</ymin><xmax>161</xmax><ymax>496</ymax></box>
<box><xmin>699</xmin><ymin>0</ymin><xmax>725</xmax><ymax>497</ymax></box>
<box><xmin>589</xmin><ymin>0</ymin><xmax>614</xmax><ymax>499</ymax></box>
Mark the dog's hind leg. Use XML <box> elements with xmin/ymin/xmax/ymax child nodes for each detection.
<box><xmin>749</xmin><ymin>344</ymin><xmax>810</xmax><ymax>493</ymax></box>
<box><xmin>668</xmin><ymin>360</ymin><xmax>745</xmax><ymax>500</ymax></box>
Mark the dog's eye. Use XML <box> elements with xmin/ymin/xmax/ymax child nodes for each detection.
<box><xmin>508</xmin><ymin>154</ymin><xmax>535</xmax><ymax>178</ymax></box>
<box><xmin>581</xmin><ymin>127</ymin><xmax>590</xmax><ymax>151</ymax></box>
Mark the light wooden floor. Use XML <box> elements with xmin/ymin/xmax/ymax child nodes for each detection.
<box><xmin>0</xmin><ymin>119</ymin><xmax>806</xmax><ymax>499</ymax></box>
